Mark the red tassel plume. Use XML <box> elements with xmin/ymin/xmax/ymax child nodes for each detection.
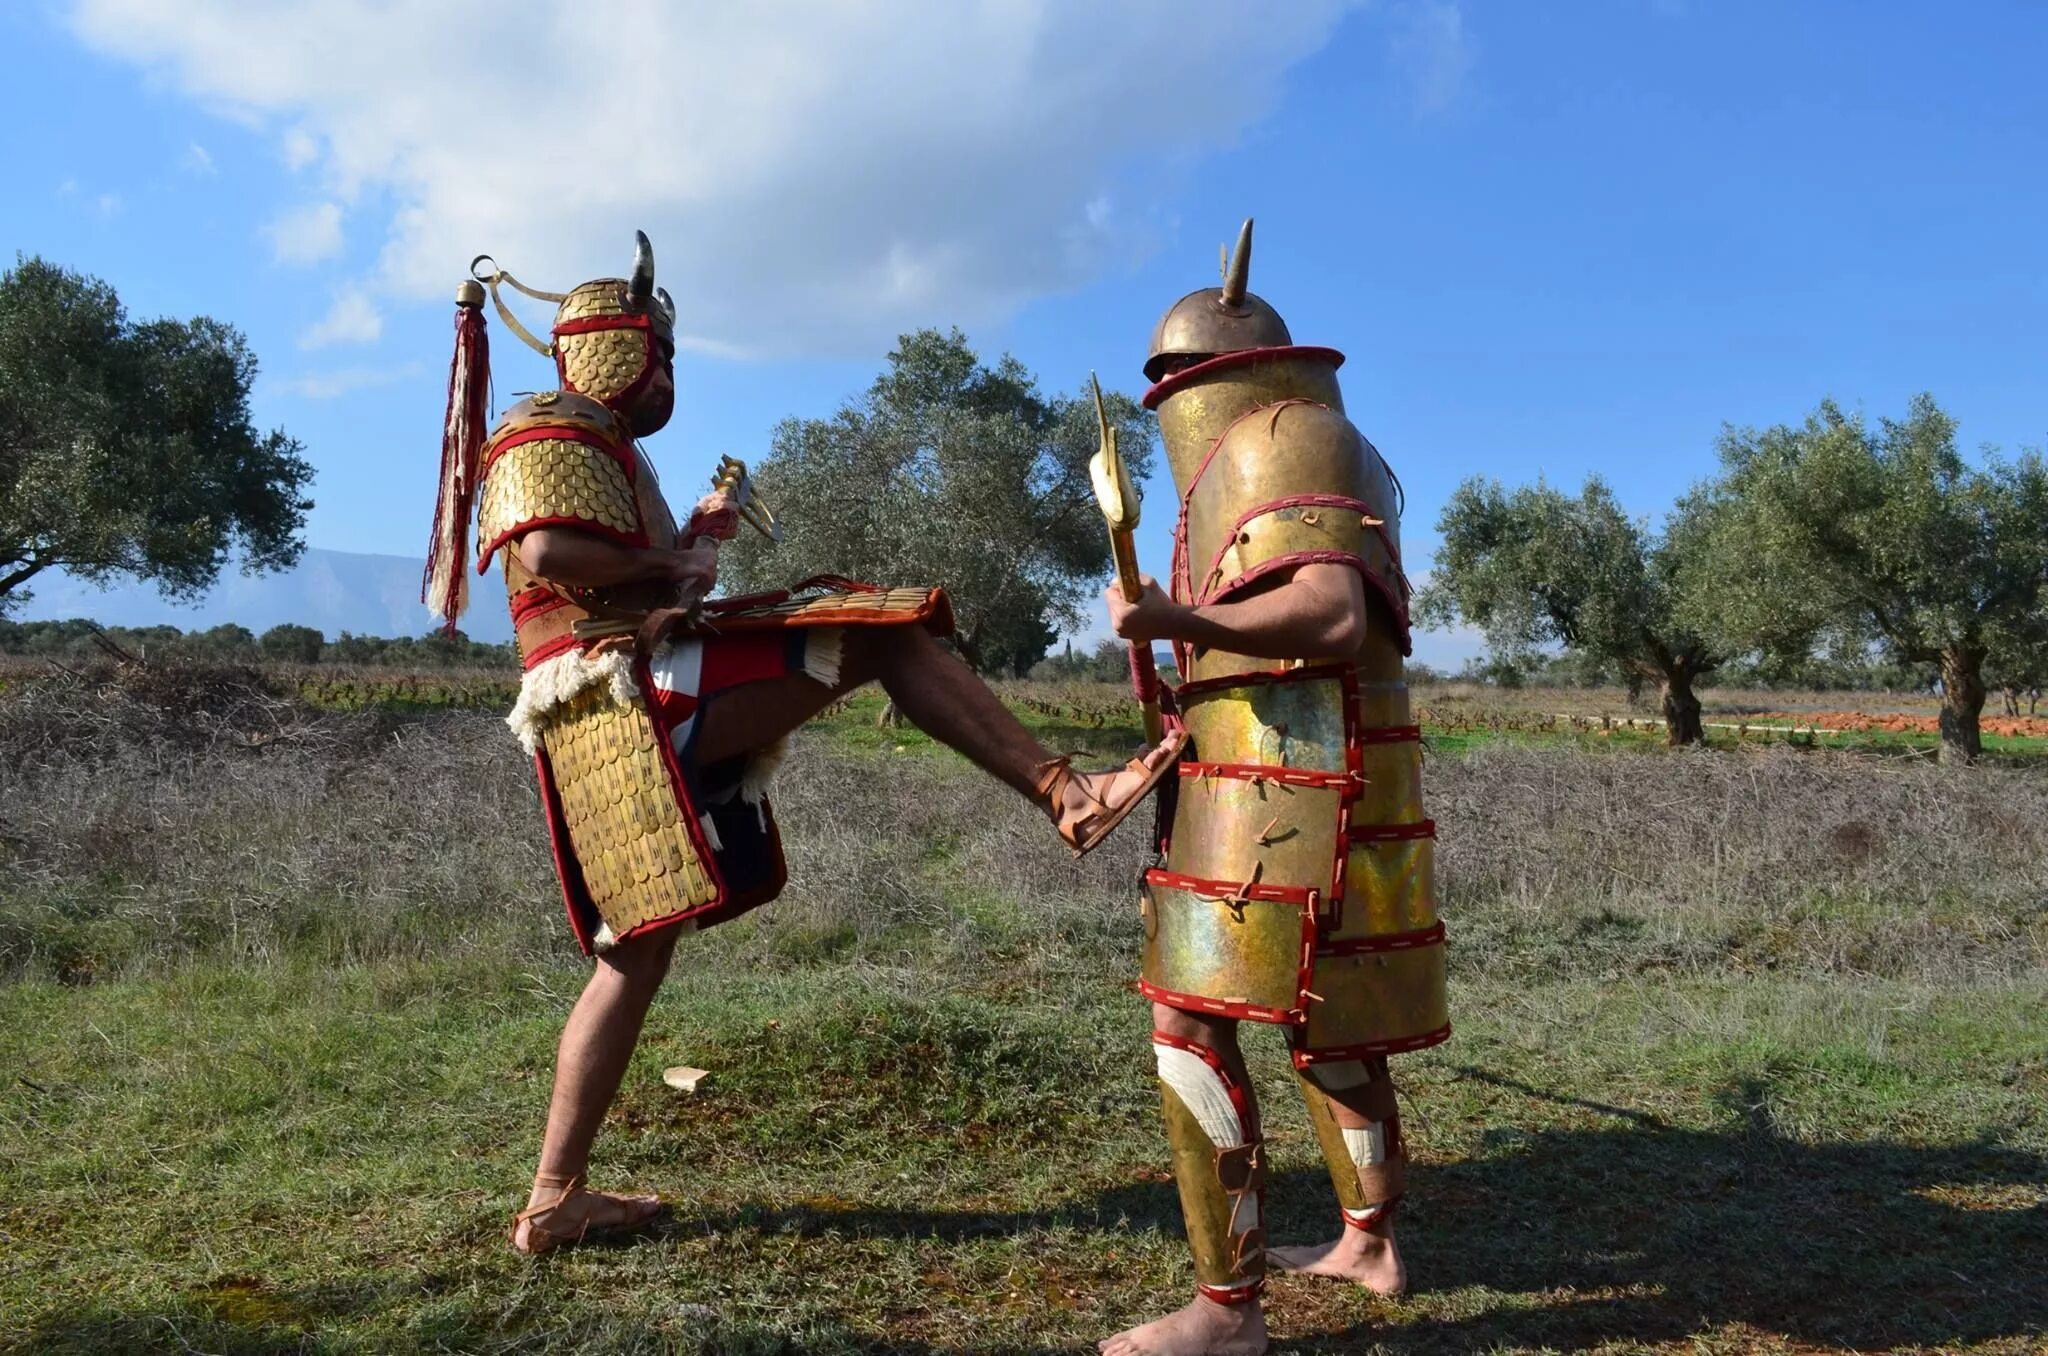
<box><xmin>423</xmin><ymin>291</ymin><xmax>490</xmax><ymax>634</ymax></box>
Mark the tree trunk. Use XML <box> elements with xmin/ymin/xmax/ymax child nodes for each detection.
<box><xmin>1937</xmin><ymin>648</ymin><xmax>1987</xmax><ymax>765</ymax></box>
<box><xmin>1659</xmin><ymin>666</ymin><xmax>1704</xmax><ymax>746</ymax></box>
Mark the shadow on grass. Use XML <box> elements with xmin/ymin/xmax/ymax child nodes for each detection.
<box><xmin>666</xmin><ymin>1072</ymin><xmax>2045</xmax><ymax>1353</ymax></box>
<box><xmin>15</xmin><ymin>1076</ymin><xmax>2043</xmax><ymax>1354</ymax></box>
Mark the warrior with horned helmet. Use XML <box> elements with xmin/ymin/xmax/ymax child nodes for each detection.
<box><xmin>1096</xmin><ymin>221</ymin><xmax>1450</xmax><ymax>1355</ymax></box>
<box><xmin>422</xmin><ymin>232</ymin><xmax>1183</xmax><ymax>1253</ymax></box>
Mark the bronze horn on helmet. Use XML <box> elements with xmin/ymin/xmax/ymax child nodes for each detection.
<box><xmin>1220</xmin><ymin>218</ymin><xmax>1253</xmax><ymax>310</ymax></box>
<box><xmin>629</xmin><ymin>230</ymin><xmax>656</xmax><ymax>306</ymax></box>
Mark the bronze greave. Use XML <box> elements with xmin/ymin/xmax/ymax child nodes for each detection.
<box><xmin>1154</xmin><ymin>1037</ymin><xmax>1266</xmax><ymax>1304</ymax></box>
<box><xmin>1295</xmin><ymin>1059</ymin><xmax>1405</xmax><ymax>1230</ymax></box>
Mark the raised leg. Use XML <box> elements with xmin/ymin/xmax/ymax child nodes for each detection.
<box><xmin>692</xmin><ymin>624</ymin><xmax>1178</xmax><ymax>846</ymax></box>
<box><xmin>1266</xmin><ymin>1057</ymin><xmax>1409</xmax><ymax>1296</ymax></box>
<box><xmin>1100</xmin><ymin>1004</ymin><xmax>1269</xmax><ymax>1356</ymax></box>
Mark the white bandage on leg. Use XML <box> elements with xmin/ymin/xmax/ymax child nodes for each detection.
<box><xmin>1154</xmin><ymin>1042</ymin><xmax>1246</xmax><ymax>1148</ymax></box>
<box><xmin>1343</xmin><ymin>1122</ymin><xmax>1389</xmax><ymax>1167</ymax></box>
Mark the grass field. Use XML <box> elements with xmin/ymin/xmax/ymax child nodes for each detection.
<box><xmin>2</xmin><ymin>666</ymin><xmax>2044</xmax><ymax>1354</ymax></box>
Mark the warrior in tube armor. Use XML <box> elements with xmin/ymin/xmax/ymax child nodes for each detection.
<box><xmin>421</xmin><ymin>233</ymin><xmax>1184</xmax><ymax>1255</ymax></box>
<box><xmin>1099</xmin><ymin>222</ymin><xmax>1449</xmax><ymax>1356</ymax></box>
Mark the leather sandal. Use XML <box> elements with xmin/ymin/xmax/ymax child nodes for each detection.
<box><xmin>509</xmin><ymin>1172</ymin><xmax>662</xmax><ymax>1256</ymax></box>
<box><xmin>1034</xmin><ymin>730</ymin><xmax>1188</xmax><ymax>858</ymax></box>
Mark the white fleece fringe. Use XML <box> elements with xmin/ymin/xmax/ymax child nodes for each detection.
<box><xmin>803</xmin><ymin>627</ymin><xmax>844</xmax><ymax>689</ymax></box>
<box><xmin>740</xmin><ymin>737</ymin><xmax>790</xmax><ymax>806</ymax></box>
<box><xmin>506</xmin><ymin>648</ymin><xmax>641</xmax><ymax>754</ymax></box>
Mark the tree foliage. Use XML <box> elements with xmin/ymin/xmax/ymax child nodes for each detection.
<box><xmin>0</xmin><ymin>617</ymin><xmax>514</xmax><ymax>668</ymax></box>
<box><xmin>0</xmin><ymin>256</ymin><xmax>312</xmax><ymax>616</ymax></box>
<box><xmin>722</xmin><ymin>329</ymin><xmax>1154</xmax><ymax>675</ymax></box>
<box><xmin>1416</xmin><ymin>476</ymin><xmax>1722</xmax><ymax>742</ymax></box>
<box><xmin>1691</xmin><ymin>395</ymin><xmax>2048</xmax><ymax>762</ymax></box>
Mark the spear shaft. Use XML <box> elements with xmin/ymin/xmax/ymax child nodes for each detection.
<box><xmin>1089</xmin><ymin>374</ymin><xmax>1166</xmax><ymax>745</ymax></box>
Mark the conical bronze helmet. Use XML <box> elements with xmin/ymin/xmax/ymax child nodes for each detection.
<box><xmin>1143</xmin><ymin>219</ymin><xmax>1292</xmax><ymax>381</ymax></box>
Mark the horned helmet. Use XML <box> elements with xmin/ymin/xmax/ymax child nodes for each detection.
<box><xmin>469</xmin><ymin>231</ymin><xmax>679</xmax><ymax>433</ymax></box>
<box><xmin>1143</xmin><ymin>219</ymin><xmax>1291</xmax><ymax>382</ymax></box>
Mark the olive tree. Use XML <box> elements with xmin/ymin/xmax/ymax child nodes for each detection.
<box><xmin>1417</xmin><ymin>477</ymin><xmax>1722</xmax><ymax>744</ymax></box>
<box><xmin>1694</xmin><ymin>395</ymin><xmax>2048</xmax><ymax>764</ymax></box>
<box><xmin>724</xmin><ymin>328</ymin><xmax>1153</xmax><ymax>675</ymax></box>
<box><xmin>0</xmin><ymin>257</ymin><xmax>311</xmax><ymax>616</ymax></box>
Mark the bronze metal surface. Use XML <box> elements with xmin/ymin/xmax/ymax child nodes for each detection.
<box><xmin>1296</xmin><ymin>1073</ymin><xmax>1371</xmax><ymax>1213</ymax></box>
<box><xmin>540</xmin><ymin>684</ymin><xmax>716</xmax><ymax>937</ymax></box>
<box><xmin>1181</xmin><ymin>400</ymin><xmax>1401</xmax><ymax>603</ymax></box>
<box><xmin>1338</xmin><ymin>840</ymin><xmax>1436</xmax><ymax>940</ymax></box>
<box><xmin>558</xmin><ymin>327</ymin><xmax>653</xmax><ymax>406</ymax></box>
<box><xmin>1168</xmin><ymin>773</ymin><xmax>1342</xmax><ymax>893</ymax></box>
<box><xmin>476</xmin><ymin>436</ymin><xmax>641</xmax><ymax>550</ymax></box>
<box><xmin>1154</xmin><ymin>353</ymin><xmax>1344</xmax><ymax>488</ymax></box>
<box><xmin>1142</xmin><ymin>881</ymin><xmax>1305</xmax><ymax>1016</ymax></box>
<box><xmin>1160</xmin><ymin>1085</ymin><xmax>1264</xmax><ymax>1289</ymax></box>
<box><xmin>1302</xmin><ymin>944</ymin><xmax>1449</xmax><ymax>1053</ymax></box>
<box><xmin>1144</xmin><ymin>220</ymin><xmax>1293</xmax><ymax>381</ymax></box>
<box><xmin>1178</xmin><ymin>673</ymin><xmax>1349</xmax><ymax>772</ymax></box>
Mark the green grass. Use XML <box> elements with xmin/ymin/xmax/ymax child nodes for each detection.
<box><xmin>4</xmin><ymin>675</ymin><xmax>2046</xmax><ymax>1352</ymax></box>
<box><xmin>4</xmin><ymin>954</ymin><xmax>2042</xmax><ymax>1354</ymax></box>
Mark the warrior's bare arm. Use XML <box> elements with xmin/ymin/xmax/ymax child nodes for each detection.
<box><xmin>514</xmin><ymin>490</ymin><xmax>737</xmax><ymax>591</ymax></box>
<box><xmin>1105</xmin><ymin>562</ymin><xmax>1366</xmax><ymax>660</ymax></box>
<box><xmin>515</xmin><ymin>527</ymin><xmax>716</xmax><ymax>591</ymax></box>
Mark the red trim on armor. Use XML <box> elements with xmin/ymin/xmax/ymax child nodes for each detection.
<box><xmin>1177</xmin><ymin>760</ymin><xmax>1359</xmax><ymax>792</ymax></box>
<box><xmin>482</xmin><ymin>423</ymin><xmax>637</xmax><ymax>475</ymax></box>
<box><xmin>477</xmin><ymin>514</ymin><xmax>648</xmax><ymax>573</ymax></box>
<box><xmin>1291</xmin><ymin>1023</ymin><xmax>1453</xmax><ymax>1066</ymax></box>
<box><xmin>1343</xmin><ymin>1200</ymin><xmax>1401</xmax><ymax>1231</ymax></box>
<box><xmin>1173</xmin><ymin>662</ymin><xmax>1354</xmax><ymax>698</ymax></box>
<box><xmin>1141</xmin><ymin>345</ymin><xmax>1346</xmax><ymax>410</ymax></box>
<box><xmin>520</xmin><ymin>632</ymin><xmax>580</xmax><ymax>671</ymax></box>
<box><xmin>1196</xmin><ymin>1281</ymin><xmax>1266</xmax><ymax>1306</ymax></box>
<box><xmin>1145</xmin><ymin>867</ymin><xmax>1318</xmax><ymax>907</ymax></box>
<box><xmin>552</xmin><ymin>312</ymin><xmax>652</xmax><ymax>336</ymax></box>
<box><xmin>1347</xmin><ymin>818</ymin><xmax>1436</xmax><ymax>842</ymax></box>
<box><xmin>509</xmin><ymin>588</ymin><xmax>571</xmax><ymax>627</ymax></box>
<box><xmin>533</xmin><ymin>747</ymin><xmax>595</xmax><ymax>954</ymax></box>
<box><xmin>1316</xmin><ymin>920</ymin><xmax>1446</xmax><ymax>957</ymax></box>
<box><xmin>1140</xmin><ymin>979</ymin><xmax>1301</xmax><ymax>1026</ymax></box>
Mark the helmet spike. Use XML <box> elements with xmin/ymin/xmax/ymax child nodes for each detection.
<box><xmin>1220</xmin><ymin>218</ymin><xmax>1253</xmax><ymax>309</ymax></box>
<box><xmin>629</xmin><ymin>230</ymin><xmax>655</xmax><ymax>306</ymax></box>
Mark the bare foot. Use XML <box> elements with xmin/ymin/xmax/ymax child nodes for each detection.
<box><xmin>1268</xmin><ymin>1222</ymin><xmax>1407</xmax><ymax>1297</ymax></box>
<box><xmin>510</xmin><ymin>1182</ymin><xmax>662</xmax><ymax>1255</ymax></box>
<box><xmin>1099</xmin><ymin>1295</ymin><xmax>1267</xmax><ymax>1356</ymax></box>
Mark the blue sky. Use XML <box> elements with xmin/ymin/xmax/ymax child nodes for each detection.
<box><xmin>4</xmin><ymin>2</ymin><xmax>2044</xmax><ymax>665</ymax></box>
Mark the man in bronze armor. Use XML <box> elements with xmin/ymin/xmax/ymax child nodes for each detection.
<box><xmin>421</xmin><ymin>232</ymin><xmax>1183</xmax><ymax>1254</ymax></box>
<box><xmin>1097</xmin><ymin>222</ymin><xmax>1450</xmax><ymax>1356</ymax></box>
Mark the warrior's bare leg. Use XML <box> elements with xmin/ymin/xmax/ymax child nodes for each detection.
<box><xmin>1267</xmin><ymin>1059</ymin><xmax>1408</xmax><ymax>1296</ymax></box>
<box><xmin>1101</xmin><ymin>1004</ymin><xmax>1269</xmax><ymax>1356</ymax></box>
<box><xmin>512</xmin><ymin>926</ymin><xmax>679</xmax><ymax>1251</ymax></box>
<box><xmin>694</xmin><ymin>624</ymin><xmax>1174</xmax><ymax>830</ymax></box>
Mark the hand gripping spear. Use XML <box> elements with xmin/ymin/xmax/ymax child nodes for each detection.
<box><xmin>1089</xmin><ymin>374</ymin><xmax>1166</xmax><ymax>745</ymax></box>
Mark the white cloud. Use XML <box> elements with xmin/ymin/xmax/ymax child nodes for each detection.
<box><xmin>56</xmin><ymin>177</ymin><xmax>79</xmax><ymax>197</ymax></box>
<box><xmin>182</xmin><ymin>140</ymin><xmax>216</xmax><ymax>175</ymax></box>
<box><xmin>64</xmin><ymin>0</ymin><xmax>1363</xmax><ymax>357</ymax></box>
<box><xmin>300</xmin><ymin>287</ymin><xmax>382</xmax><ymax>349</ymax></box>
<box><xmin>95</xmin><ymin>192</ymin><xmax>123</xmax><ymax>217</ymax></box>
<box><xmin>1389</xmin><ymin>0</ymin><xmax>1474</xmax><ymax>116</ymax></box>
<box><xmin>282</xmin><ymin>126</ymin><xmax>319</xmax><ymax>171</ymax></box>
<box><xmin>272</xmin><ymin>360</ymin><xmax>422</xmax><ymax>399</ymax></box>
<box><xmin>267</xmin><ymin>200</ymin><xmax>345</xmax><ymax>265</ymax></box>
